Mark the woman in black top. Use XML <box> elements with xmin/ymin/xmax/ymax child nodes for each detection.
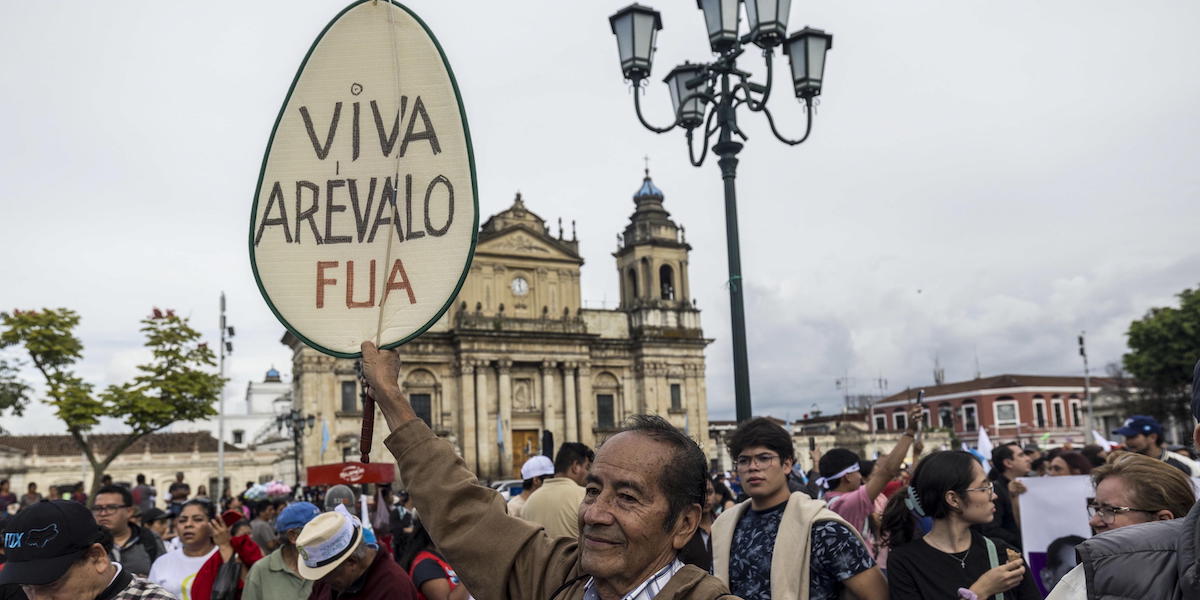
<box><xmin>881</xmin><ymin>451</ymin><xmax>1039</xmax><ymax>600</ymax></box>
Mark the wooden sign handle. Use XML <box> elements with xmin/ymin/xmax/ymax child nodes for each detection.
<box><xmin>356</xmin><ymin>361</ymin><xmax>373</xmax><ymax>464</ymax></box>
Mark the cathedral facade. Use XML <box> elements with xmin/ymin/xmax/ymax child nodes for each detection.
<box><xmin>285</xmin><ymin>171</ymin><xmax>711</xmax><ymax>481</ymax></box>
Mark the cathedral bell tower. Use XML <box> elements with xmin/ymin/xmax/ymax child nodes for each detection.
<box><xmin>615</xmin><ymin>168</ymin><xmax>700</xmax><ymax>332</ymax></box>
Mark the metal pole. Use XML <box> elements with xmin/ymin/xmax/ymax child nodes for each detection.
<box><xmin>1080</xmin><ymin>332</ymin><xmax>1092</xmax><ymax>439</ymax></box>
<box><xmin>217</xmin><ymin>292</ymin><xmax>226</xmax><ymax>505</ymax></box>
<box><xmin>712</xmin><ymin>69</ymin><xmax>752</xmax><ymax>423</ymax></box>
<box><xmin>293</xmin><ymin>412</ymin><xmax>302</xmax><ymax>488</ymax></box>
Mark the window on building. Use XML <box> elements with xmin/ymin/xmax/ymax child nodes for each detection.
<box><xmin>963</xmin><ymin>404</ymin><xmax>978</xmax><ymax>431</ymax></box>
<box><xmin>659</xmin><ymin>265</ymin><xmax>675</xmax><ymax>300</ymax></box>
<box><xmin>1034</xmin><ymin>400</ymin><xmax>1046</xmax><ymax>428</ymax></box>
<box><xmin>670</xmin><ymin>384</ymin><xmax>682</xmax><ymax>411</ymax></box>
<box><xmin>627</xmin><ymin>268</ymin><xmax>639</xmax><ymax>300</ymax></box>
<box><xmin>939</xmin><ymin>406</ymin><xmax>954</xmax><ymax>429</ymax></box>
<box><xmin>994</xmin><ymin>397</ymin><xmax>1018</xmax><ymax>427</ymax></box>
<box><xmin>1070</xmin><ymin>399</ymin><xmax>1082</xmax><ymax>427</ymax></box>
<box><xmin>874</xmin><ymin>415</ymin><xmax>887</xmax><ymax>431</ymax></box>
<box><xmin>207</xmin><ymin>477</ymin><xmax>230</xmax><ymax>497</ymax></box>
<box><xmin>410</xmin><ymin>393</ymin><xmax>432</xmax><ymax>427</ymax></box>
<box><xmin>232</xmin><ymin>430</ymin><xmax>244</xmax><ymax>445</ymax></box>
<box><xmin>1053</xmin><ymin>402</ymin><xmax>1064</xmax><ymax>428</ymax></box>
<box><xmin>597</xmin><ymin>394</ymin><xmax>615</xmax><ymax>430</ymax></box>
<box><xmin>895</xmin><ymin>412</ymin><xmax>907</xmax><ymax>431</ymax></box>
<box><xmin>340</xmin><ymin>380</ymin><xmax>358</xmax><ymax>413</ymax></box>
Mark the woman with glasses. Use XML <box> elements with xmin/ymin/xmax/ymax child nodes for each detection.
<box><xmin>881</xmin><ymin>451</ymin><xmax>1040</xmax><ymax>600</ymax></box>
<box><xmin>1046</xmin><ymin>450</ymin><xmax>1196</xmax><ymax>599</ymax></box>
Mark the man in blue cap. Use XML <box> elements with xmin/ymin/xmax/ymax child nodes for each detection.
<box><xmin>243</xmin><ymin>501</ymin><xmax>322</xmax><ymax>600</ymax></box>
<box><xmin>1112</xmin><ymin>414</ymin><xmax>1200</xmax><ymax>476</ymax></box>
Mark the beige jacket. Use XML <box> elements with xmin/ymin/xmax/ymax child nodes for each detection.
<box><xmin>712</xmin><ymin>492</ymin><xmax>859</xmax><ymax>600</ymax></box>
<box><xmin>385</xmin><ymin>420</ymin><xmax>738</xmax><ymax>600</ymax></box>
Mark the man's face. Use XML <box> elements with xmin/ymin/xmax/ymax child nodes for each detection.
<box><xmin>840</xmin><ymin>470</ymin><xmax>864</xmax><ymax>491</ymax></box>
<box><xmin>321</xmin><ymin>552</ymin><xmax>368</xmax><ymax>591</ymax></box>
<box><xmin>567</xmin><ymin>458</ymin><xmax>593</xmax><ymax>487</ymax></box>
<box><xmin>91</xmin><ymin>492</ymin><xmax>132</xmax><ymax>534</ymax></box>
<box><xmin>579</xmin><ymin>433</ymin><xmax>696</xmax><ymax>593</ymax></box>
<box><xmin>1005</xmin><ymin>446</ymin><xmax>1032</xmax><ymax>475</ymax></box>
<box><xmin>1090</xmin><ymin>475</ymin><xmax>1153</xmax><ymax>534</ymax></box>
<box><xmin>1123</xmin><ymin>434</ymin><xmax>1153</xmax><ymax>455</ymax></box>
<box><xmin>20</xmin><ymin>547</ymin><xmax>107</xmax><ymax>600</ymax></box>
<box><xmin>735</xmin><ymin>445</ymin><xmax>792</xmax><ymax>500</ymax></box>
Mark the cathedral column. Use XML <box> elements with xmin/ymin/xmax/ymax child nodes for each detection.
<box><xmin>475</xmin><ymin>360</ymin><xmax>491</xmax><ymax>479</ymax></box>
<box><xmin>578</xmin><ymin>363</ymin><xmax>594</xmax><ymax>447</ymax></box>
<box><xmin>680</xmin><ymin>260</ymin><xmax>691</xmax><ymax>302</ymax></box>
<box><xmin>541</xmin><ymin>360</ymin><xmax>558</xmax><ymax>453</ymax></box>
<box><xmin>563</xmin><ymin>362</ymin><xmax>578</xmax><ymax>443</ymax></box>
<box><xmin>458</xmin><ymin>360</ymin><xmax>477</xmax><ymax>472</ymax></box>
<box><xmin>498</xmin><ymin>360</ymin><xmax>513</xmax><ymax>478</ymax></box>
<box><xmin>684</xmin><ymin>365</ymin><xmax>701</xmax><ymax>441</ymax></box>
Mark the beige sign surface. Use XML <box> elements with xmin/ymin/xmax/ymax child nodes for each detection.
<box><xmin>250</xmin><ymin>1</ymin><xmax>477</xmax><ymax>357</ymax></box>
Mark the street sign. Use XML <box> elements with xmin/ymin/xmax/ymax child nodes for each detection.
<box><xmin>251</xmin><ymin>0</ymin><xmax>477</xmax><ymax>357</ymax></box>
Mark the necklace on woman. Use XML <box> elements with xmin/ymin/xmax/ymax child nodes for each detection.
<box><xmin>949</xmin><ymin>546</ymin><xmax>971</xmax><ymax>569</ymax></box>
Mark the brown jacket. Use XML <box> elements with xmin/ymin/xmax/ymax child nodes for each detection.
<box><xmin>385</xmin><ymin>419</ymin><xmax>738</xmax><ymax>600</ymax></box>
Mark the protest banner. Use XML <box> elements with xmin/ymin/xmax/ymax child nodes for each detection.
<box><xmin>250</xmin><ymin>0</ymin><xmax>477</xmax><ymax>357</ymax></box>
<box><xmin>1016</xmin><ymin>475</ymin><xmax>1093</xmax><ymax>596</ymax></box>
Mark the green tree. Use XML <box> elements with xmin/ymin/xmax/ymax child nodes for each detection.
<box><xmin>0</xmin><ymin>307</ymin><xmax>223</xmax><ymax>493</ymax></box>
<box><xmin>1122</xmin><ymin>286</ymin><xmax>1200</xmax><ymax>428</ymax></box>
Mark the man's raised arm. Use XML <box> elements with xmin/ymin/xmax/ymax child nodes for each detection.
<box><xmin>359</xmin><ymin>342</ymin><xmax>580</xmax><ymax>599</ymax></box>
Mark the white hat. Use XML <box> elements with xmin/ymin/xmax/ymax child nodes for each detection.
<box><xmin>520</xmin><ymin>455</ymin><xmax>555</xmax><ymax>480</ymax></box>
<box><xmin>295</xmin><ymin>511</ymin><xmax>363</xmax><ymax>581</ymax></box>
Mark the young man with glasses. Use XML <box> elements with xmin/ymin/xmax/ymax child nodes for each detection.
<box><xmin>711</xmin><ymin>417</ymin><xmax>887</xmax><ymax>600</ymax></box>
<box><xmin>91</xmin><ymin>485</ymin><xmax>165</xmax><ymax>577</ymax></box>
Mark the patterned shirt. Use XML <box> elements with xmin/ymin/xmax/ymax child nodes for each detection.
<box><xmin>582</xmin><ymin>559</ymin><xmax>684</xmax><ymax>600</ymax></box>
<box><xmin>115</xmin><ymin>576</ymin><xmax>178</xmax><ymax>600</ymax></box>
<box><xmin>729</xmin><ymin>502</ymin><xmax>874</xmax><ymax>600</ymax></box>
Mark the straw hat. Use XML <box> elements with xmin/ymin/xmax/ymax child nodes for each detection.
<box><xmin>295</xmin><ymin>511</ymin><xmax>363</xmax><ymax>580</ymax></box>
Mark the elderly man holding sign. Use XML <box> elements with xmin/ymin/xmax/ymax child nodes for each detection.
<box><xmin>359</xmin><ymin>341</ymin><xmax>737</xmax><ymax>600</ymax></box>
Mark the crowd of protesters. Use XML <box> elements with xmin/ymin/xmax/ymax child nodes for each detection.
<box><xmin>2</xmin><ymin>352</ymin><xmax>1200</xmax><ymax>599</ymax></box>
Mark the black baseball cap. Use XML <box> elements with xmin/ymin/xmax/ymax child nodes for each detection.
<box><xmin>0</xmin><ymin>500</ymin><xmax>104</xmax><ymax>585</ymax></box>
<box><xmin>140</xmin><ymin>508</ymin><xmax>168</xmax><ymax>524</ymax></box>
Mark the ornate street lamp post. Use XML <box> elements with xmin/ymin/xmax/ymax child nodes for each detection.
<box><xmin>609</xmin><ymin>1</ymin><xmax>833</xmax><ymax>422</ymax></box>
<box><xmin>276</xmin><ymin>409</ymin><xmax>316</xmax><ymax>488</ymax></box>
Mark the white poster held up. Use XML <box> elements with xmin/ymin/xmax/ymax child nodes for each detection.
<box><xmin>251</xmin><ymin>1</ymin><xmax>478</xmax><ymax>357</ymax></box>
<box><xmin>1016</xmin><ymin>475</ymin><xmax>1093</xmax><ymax>597</ymax></box>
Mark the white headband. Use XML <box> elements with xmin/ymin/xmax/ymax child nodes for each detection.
<box><xmin>302</xmin><ymin>515</ymin><xmax>358</xmax><ymax>568</ymax></box>
<box><xmin>815</xmin><ymin>462</ymin><xmax>861</xmax><ymax>489</ymax></box>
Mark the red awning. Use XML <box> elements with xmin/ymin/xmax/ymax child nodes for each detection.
<box><xmin>306</xmin><ymin>462</ymin><xmax>394</xmax><ymax>486</ymax></box>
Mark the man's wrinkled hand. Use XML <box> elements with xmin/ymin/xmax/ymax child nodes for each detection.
<box><xmin>360</xmin><ymin>341</ymin><xmax>416</xmax><ymax>429</ymax></box>
<box><xmin>361</xmin><ymin>341</ymin><xmax>402</xmax><ymax>396</ymax></box>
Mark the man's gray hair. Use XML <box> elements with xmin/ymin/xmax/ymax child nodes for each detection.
<box><xmin>616</xmin><ymin>414</ymin><xmax>707</xmax><ymax>531</ymax></box>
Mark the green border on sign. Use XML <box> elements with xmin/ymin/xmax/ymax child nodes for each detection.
<box><xmin>248</xmin><ymin>0</ymin><xmax>479</xmax><ymax>359</ymax></box>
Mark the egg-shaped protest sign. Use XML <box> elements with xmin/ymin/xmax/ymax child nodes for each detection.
<box><xmin>250</xmin><ymin>1</ymin><xmax>477</xmax><ymax>357</ymax></box>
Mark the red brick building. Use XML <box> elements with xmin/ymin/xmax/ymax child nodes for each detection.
<box><xmin>871</xmin><ymin>374</ymin><xmax>1115</xmax><ymax>447</ymax></box>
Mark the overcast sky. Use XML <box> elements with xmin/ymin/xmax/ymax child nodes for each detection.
<box><xmin>2</xmin><ymin>1</ymin><xmax>1197</xmax><ymax>433</ymax></box>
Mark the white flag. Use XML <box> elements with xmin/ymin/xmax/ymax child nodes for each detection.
<box><xmin>977</xmin><ymin>427</ymin><xmax>995</xmax><ymax>472</ymax></box>
<box><xmin>1092</xmin><ymin>430</ymin><xmax>1116</xmax><ymax>452</ymax></box>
